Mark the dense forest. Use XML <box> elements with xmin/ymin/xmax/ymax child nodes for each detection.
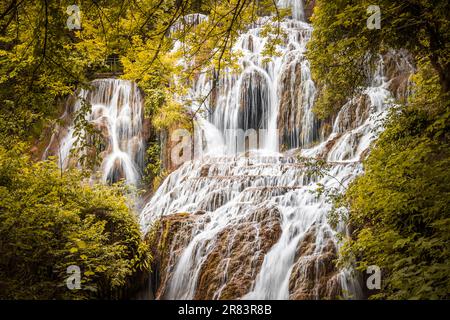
<box><xmin>0</xmin><ymin>0</ymin><xmax>448</xmax><ymax>300</ymax></box>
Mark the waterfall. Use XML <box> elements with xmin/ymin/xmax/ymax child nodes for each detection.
<box><xmin>139</xmin><ymin>1</ymin><xmax>411</xmax><ymax>300</ymax></box>
<box><xmin>45</xmin><ymin>79</ymin><xmax>145</xmax><ymax>185</ymax></box>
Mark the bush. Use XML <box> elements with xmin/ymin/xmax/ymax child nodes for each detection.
<box><xmin>339</xmin><ymin>65</ymin><xmax>450</xmax><ymax>299</ymax></box>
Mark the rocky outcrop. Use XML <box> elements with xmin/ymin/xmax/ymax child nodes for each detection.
<box><xmin>39</xmin><ymin>95</ymin><xmax>78</xmax><ymax>161</ymax></box>
<box><xmin>160</xmin><ymin>123</ymin><xmax>194</xmax><ymax>173</ymax></box>
<box><xmin>304</xmin><ymin>0</ymin><xmax>316</xmax><ymax>22</ymax></box>
<box><xmin>278</xmin><ymin>56</ymin><xmax>304</xmax><ymax>149</ymax></box>
<box><xmin>239</xmin><ymin>70</ymin><xmax>270</xmax><ymax>131</ymax></box>
<box><xmin>277</xmin><ymin>54</ymin><xmax>322</xmax><ymax>150</ymax></box>
<box><xmin>332</xmin><ymin>94</ymin><xmax>371</xmax><ymax>134</ymax></box>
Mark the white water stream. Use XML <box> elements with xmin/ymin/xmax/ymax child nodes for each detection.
<box><xmin>46</xmin><ymin>1</ymin><xmax>409</xmax><ymax>300</ymax></box>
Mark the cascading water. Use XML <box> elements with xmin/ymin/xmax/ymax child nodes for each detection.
<box><xmin>188</xmin><ymin>14</ymin><xmax>316</xmax><ymax>153</ymax></box>
<box><xmin>140</xmin><ymin>2</ymin><xmax>412</xmax><ymax>300</ymax></box>
<box><xmin>44</xmin><ymin>79</ymin><xmax>145</xmax><ymax>185</ymax></box>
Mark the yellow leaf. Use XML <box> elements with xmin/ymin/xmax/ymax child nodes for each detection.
<box><xmin>77</xmin><ymin>240</ymin><xmax>86</xmax><ymax>249</ymax></box>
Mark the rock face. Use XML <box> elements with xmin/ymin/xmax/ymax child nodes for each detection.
<box><xmin>277</xmin><ymin>56</ymin><xmax>304</xmax><ymax>149</ymax></box>
<box><xmin>276</xmin><ymin>32</ymin><xmax>321</xmax><ymax>150</ymax></box>
<box><xmin>304</xmin><ymin>0</ymin><xmax>316</xmax><ymax>22</ymax></box>
<box><xmin>194</xmin><ymin>207</ymin><xmax>282</xmax><ymax>299</ymax></box>
<box><xmin>239</xmin><ymin>71</ymin><xmax>270</xmax><ymax>132</ymax></box>
<box><xmin>332</xmin><ymin>94</ymin><xmax>372</xmax><ymax>134</ymax></box>
<box><xmin>276</xmin><ymin>49</ymin><xmax>414</xmax><ymax>152</ymax></box>
<box><xmin>40</xmin><ymin>95</ymin><xmax>78</xmax><ymax>160</ymax></box>
<box><xmin>160</xmin><ymin>126</ymin><xmax>185</xmax><ymax>173</ymax></box>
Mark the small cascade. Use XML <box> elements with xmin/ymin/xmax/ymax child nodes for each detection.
<box><xmin>141</xmin><ymin>67</ymin><xmax>392</xmax><ymax>298</ymax></box>
<box><xmin>44</xmin><ymin>79</ymin><xmax>145</xmax><ymax>185</ymax></box>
